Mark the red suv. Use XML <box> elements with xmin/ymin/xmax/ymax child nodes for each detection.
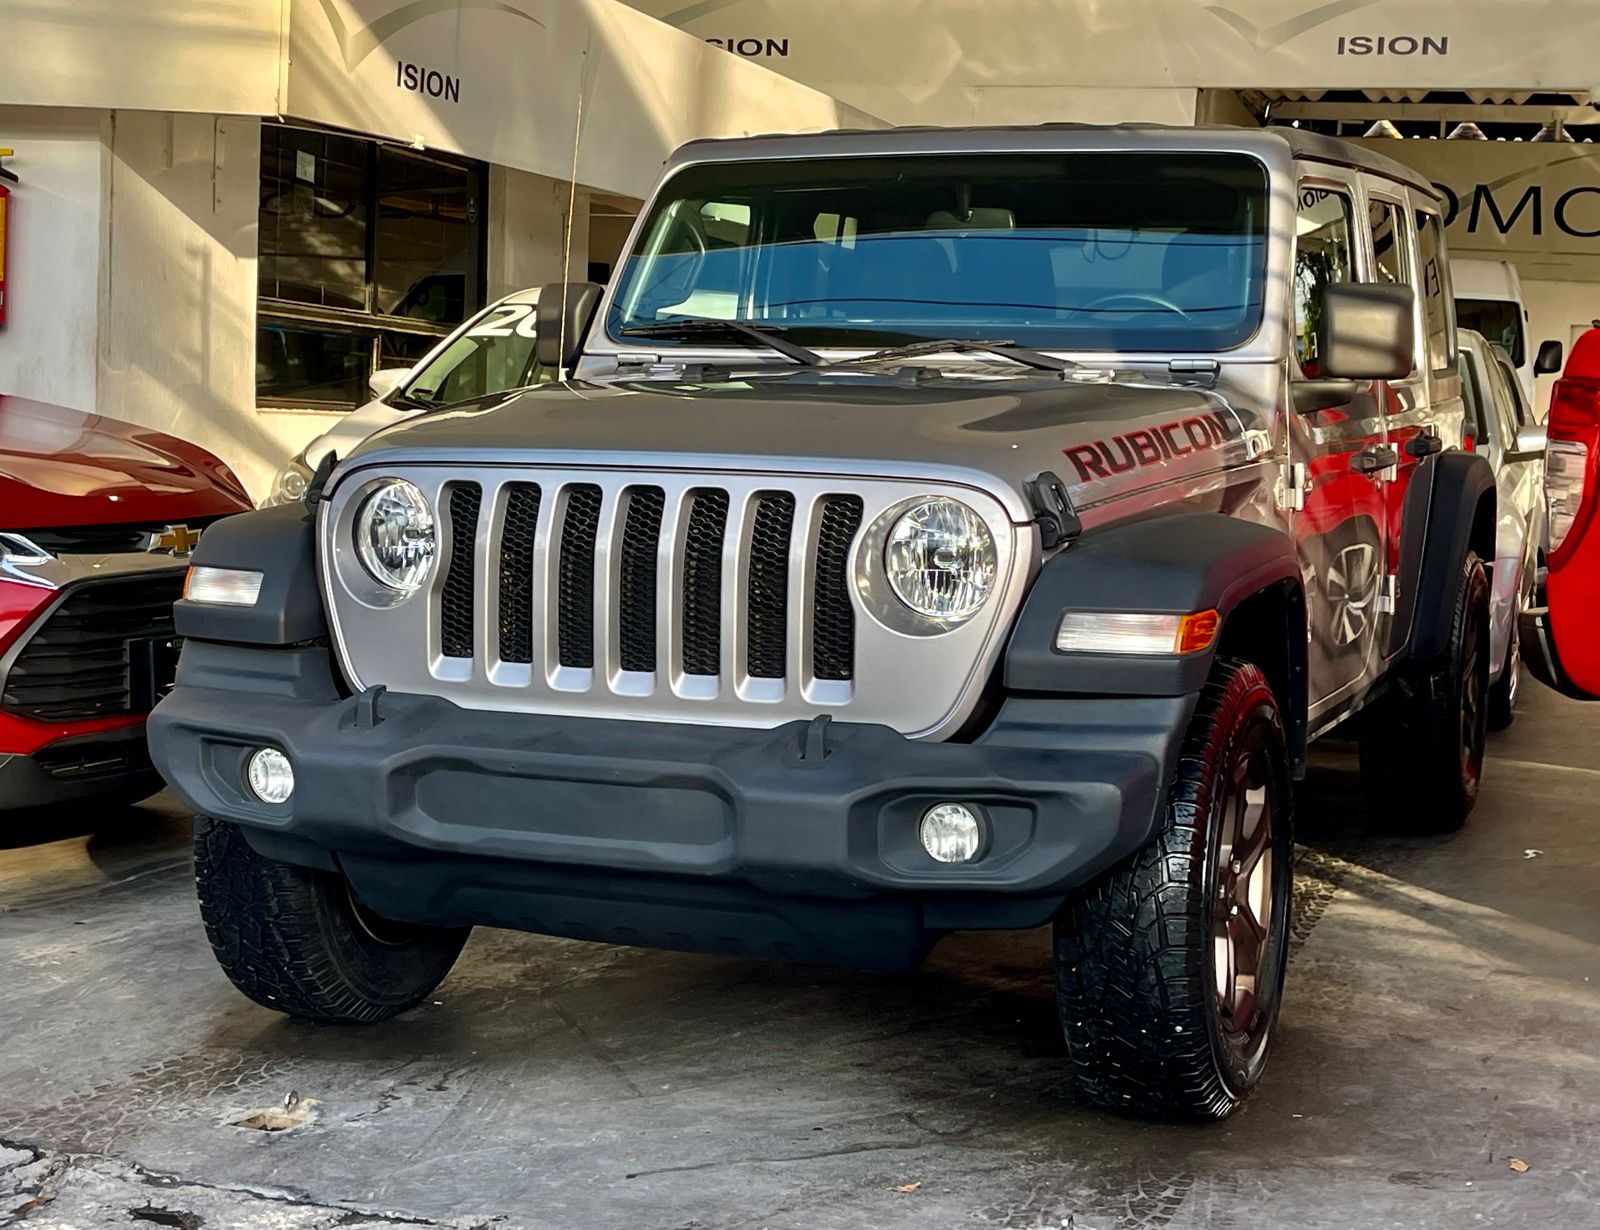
<box><xmin>0</xmin><ymin>395</ymin><xmax>250</xmax><ymax>810</ymax></box>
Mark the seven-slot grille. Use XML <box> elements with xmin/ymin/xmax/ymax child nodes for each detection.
<box><xmin>324</xmin><ymin>467</ymin><xmax>1024</xmax><ymax>737</ymax></box>
<box><xmin>435</xmin><ymin>479</ymin><xmax>865</xmax><ymax>691</ymax></box>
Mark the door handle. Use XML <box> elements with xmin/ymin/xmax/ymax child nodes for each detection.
<box><xmin>1352</xmin><ymin>445</ymin><xmax>1399</xmax><ymax>476</ymax></box>
<box><xmin>1405</xmin><ymin>432</ymin><xmax>1443</xmax><ymax>459</ymax></box>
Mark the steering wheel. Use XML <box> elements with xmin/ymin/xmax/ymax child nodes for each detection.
<box><xmin>1069</xmin><ymin>292</ymin><xmax>1191</xmax><ymax>320</ymax></box>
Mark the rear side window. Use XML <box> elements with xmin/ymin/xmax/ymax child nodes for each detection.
<box><xmin>1366</xmin><ymin>197</ymin><xmax>1417</xmax><ymax>378</ymax></box>
<box><xmin>1292</xmin><ymin>186</ymin><xmax>1355</xmax><ymax>374</ymax></box>
<box><xmin>1415</xmin><ymin>210</ymin><xmax>1455</xmax><ymax>375</ymax></box>
<box><xmin>1458</xmin><ymin>352</ymin><xmax>1487</xmax><ymax>446</ymax></box>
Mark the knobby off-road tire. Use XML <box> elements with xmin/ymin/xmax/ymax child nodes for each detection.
<box><xmin>194</xmin><ymin>817</ymin><xmax>470</xmax><ymax>1023</ymax></box>
<box><xmin>1360</xmin><ymin>551</ymin><xmax>1491</xmax><ymax>833</ymax></box>
<box><xmin>1054</xmin><ymin>659</ymin><xmax>1294</xmax><ymax>1121</ymax></box>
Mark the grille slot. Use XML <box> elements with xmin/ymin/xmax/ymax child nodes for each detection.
<box><xmin>497</xmin><ymin>483</ymin><xmax>541</xmax><ymax>665</ymax></box>
<box><xmin>440</xmin><ymin>484</ymin><xmax>482</xmax><ymax>659</ymax></box>
<box><xmin>618</xmin><ymin>487</ymin><xmax>666</xmax><ymax>673</ymax></box>
<box><xmin>1</xmin><ymin>572</ymin><xmax>185</xmax><ymax>721</ymax></box>
<box><xmin>557</xmin><ymin>484</ymin><xmax>603</xmax><ymax>669</ymax></box>
<box><xmin>746</xmin><ymin>492</ymin><xmax>796</xmax><ymax>680</ymax></box>
<box><xmin>813</xmin><ymin>496</ymin><xmax>864</xmax><ymax>681</ymax></box>
<box><xmin>681</xmin><ymin>490</ymin><xmax>729</xmax><ymax>677</ymax></box>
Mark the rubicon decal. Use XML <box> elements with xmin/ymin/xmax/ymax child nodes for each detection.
<box><xmin>1063</xmin><ymin>411</ymin><xmax>1239</xmax><ymax>483</ymax></box>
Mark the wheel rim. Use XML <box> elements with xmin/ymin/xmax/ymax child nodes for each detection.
<box><xmin>1326</xmin><ymin>542</ymin><xmax>1379</xmax><ymax>647</ymax></box>
<box><xmin>1461</xmin><ymin>615</ymin><xmax>1487</xmax><ymax>786</ymax></box>
<box><xmin>1211</xmin><ymin>739</ymin><xmax>1277</xmax><ymax>1040</ymax></box>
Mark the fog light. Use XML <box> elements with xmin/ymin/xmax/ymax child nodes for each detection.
<box><xmin>246</xmin><ymin>747</ymin><xmax>294</xmax><ymax>805</ymax></box>
<box><xmin>920</xmin><ymin>802</ymin><xmax>982</xmax><ymax>863</ymax></box>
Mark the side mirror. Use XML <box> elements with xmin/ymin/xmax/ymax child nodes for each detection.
<box><xmin>535</xmin><ymin>282</ymin><xmax>604</xmax><ymax>373</ymax></box>
<box><xmin>367</xmin><ymin>366</ymin><xmax>410</xmax><ymax>400</ymax></box>
<box><xmin>1535</xmin><ymin>338</ymin><xmax>1565</xmax><ymax>375</ymax></box>
<box><xmin>1515</xmin><ymin>423</ymin><xmax>1547</xmax><ymax>455</ymax></box>
<box><xmin>1316</xmin><ymin>284</ymin><xmax>1416</xmax><ymax>381</ymax></box>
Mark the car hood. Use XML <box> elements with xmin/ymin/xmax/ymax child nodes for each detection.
<box><xmin>0</xmin><ymin>396</ymin><xmax>251</xmax><ymax>528</ymax></box>
<box><xmin>342</xmin><ymin>370</ymin><xmax>1257</xmax><ymax>520</ymax></box>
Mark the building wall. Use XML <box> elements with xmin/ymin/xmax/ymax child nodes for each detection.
<box><xmin>488</xmin><ymin>167</ymin><xmax>593</xmax><ymax>300</ymax></box>
<box><xmin>93</xmin><ymin>111</ymin><xmax>295</xmax><ymax>498</ymax></box>
<box><xmin>0</xmin><ymin>107</ymin><xmax>105</xmax><ymax>412</ymax></box>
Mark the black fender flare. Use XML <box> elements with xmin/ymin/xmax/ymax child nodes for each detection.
<box><xmin>1391</xmin><ymin>450</ymin><xmax>1496</xmax><ymax>661</ymax></box>
<box><xmin>1005</xmin><ymin>513</ymin><xmax>1307</xmax><ymax>753</ymax></box>
<box><xmin>173</xmin><ymin>503</ymin><xmax>327</xmax><ymax>645</ymax></box>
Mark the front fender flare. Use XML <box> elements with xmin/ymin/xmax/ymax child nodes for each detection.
<box><xmin>1005</xmin><ymin>513</ymin><xmax>1303</xmax><ymax>699</ymax></box>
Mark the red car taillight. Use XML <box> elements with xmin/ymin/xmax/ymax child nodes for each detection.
<box><xmin>1546</xmin><ymin>331</ymin><xmax>1600</xmax><ymax>570</ymax></box>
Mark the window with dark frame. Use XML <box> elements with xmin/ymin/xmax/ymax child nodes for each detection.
<box><xmin>256</xmin><ymin>123</ymin><xmax>488</xmax><ymax>411</ymax></box>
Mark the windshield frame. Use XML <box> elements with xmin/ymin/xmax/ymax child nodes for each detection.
<box><xmin>601</xmin><ymin>148</ymin><xmax>1276</xmax><ymax>361</ymax></box>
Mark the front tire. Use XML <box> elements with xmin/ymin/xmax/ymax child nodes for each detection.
<box><xmin>1054</xmin><ymin>660</ymin><xmax>1294</xmax><ymax>1120</ymax></box>
<box><xmin>194</xmin><ymin>818</ymin><xmax>470</xmax><ymax>1023</ymax></box>
<box><xmin>1359</xmin><ymin>550</ymin><xmax>1491</xmax><ymax>832</ymax></box>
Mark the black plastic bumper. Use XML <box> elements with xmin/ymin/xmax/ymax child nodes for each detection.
<box><xmin>149</xmin><ymin>642</ymin><xmax>1195</xmax><ymax>970</ymax></box>
<box><xmin>0</xmin><ymin>728</ymin><xmax>163</xmax><ymax>812</ymax></box>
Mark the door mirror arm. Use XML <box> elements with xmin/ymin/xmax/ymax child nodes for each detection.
<box><xmin>1291</xmin><ymin>378</ymin><xmax>1359</xmax><ymax>414</ymax></box>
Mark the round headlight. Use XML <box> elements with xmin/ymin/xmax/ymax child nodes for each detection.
<box><xmin>884</xmin><ymin>498</ymin><xmax>997</xmax><ymax>621</ymax></box>
<box><xmin>355</xmin><ymin>479</ymin><xmax>436</xmax><ymax>595</ymax></box>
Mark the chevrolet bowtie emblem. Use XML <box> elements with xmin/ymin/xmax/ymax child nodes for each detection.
<box><xmin>151</xmin><ymin>524</ymin><xmax>202</xmax><ymax>556</ymax></box>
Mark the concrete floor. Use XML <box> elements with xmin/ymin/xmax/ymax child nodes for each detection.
<box><xmin>2</xmin><ymin>684</ymin><xmax>1598</xmax><ymax>1230</ymax></box>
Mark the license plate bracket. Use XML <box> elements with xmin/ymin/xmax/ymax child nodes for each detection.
<box><xmin>129</xmin><ymin>635</ymin><xmax>183</xmax><ymax>712</ymax></box>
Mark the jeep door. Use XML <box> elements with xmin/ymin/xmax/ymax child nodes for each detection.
<box><xmin>1290</xmin><ymin>170</ymin><xmax>1392</xmax><ymax>709</ymax></box>
<box><xmin>1369</xmin><ymin>195</ymin><xmax>1462</xmax><ymax>667</ymax></box>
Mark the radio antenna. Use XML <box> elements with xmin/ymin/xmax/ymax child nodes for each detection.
<box><xmin>558</xmin><ymin>46</ymin><xmax>590</xmax><ymax>381</ymax></box>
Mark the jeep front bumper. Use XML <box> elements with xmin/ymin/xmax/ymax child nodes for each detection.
<box><xmin>150</xmin><ymin>643</ymin><xmax>1194</xmax><ymax>971</ymax></box>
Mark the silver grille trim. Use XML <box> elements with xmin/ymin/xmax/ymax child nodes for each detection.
<box><xmin>321</xmin><ymin>464</ymin><xmax>1035</xmax><ymax>739</ymax></box>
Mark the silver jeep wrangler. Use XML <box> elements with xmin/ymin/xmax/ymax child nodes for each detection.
<box><xmin>153</xmin><ymin>125</ymin><xmax>1495</xmax><ymax>1120</ymax></box>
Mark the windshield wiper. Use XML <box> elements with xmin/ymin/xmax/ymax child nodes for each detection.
<box><xmin>619</xmin><ymin>319</ymin><xmax>823</xmax><ymax>366</ymax></box>
<box><xmin>846</xmin><ymin>338</ymin><xmax>1076</xmax><ymax>374</ymax></box>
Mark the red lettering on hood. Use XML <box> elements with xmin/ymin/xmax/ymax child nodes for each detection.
<box><xmin>1063</xmin><ymin>412</ymin><xmax>1238</xmax><ymax>484</ymax></box>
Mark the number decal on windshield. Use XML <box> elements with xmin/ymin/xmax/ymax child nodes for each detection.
<box><xmin>468</xmin><ymin>304</ymin><xmax>539</xmax><ymax>339</ymax></box>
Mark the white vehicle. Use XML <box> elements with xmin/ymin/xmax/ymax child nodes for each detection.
<box><xmin>1458</xmin><ymin>328</ymin><xmax>1546</xmax><ymax>730</ymax></box>
<box><xmin>265</xmin><ymin>288</ymin><xmax>547</xmax><ymax>506</ymax></box>
<box><xmin>1453</xmin><ymin>258</ymin><xmax>1563</xmax><ymax>408</ymax></box>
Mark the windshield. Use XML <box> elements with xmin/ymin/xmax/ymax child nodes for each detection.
<box><xmin>1455</xmin><ymin>298</ymin><xmax>1524</xmax><ymax>367</ymax></box>
<box><xmin>403</xmin><ymin>299</ymin><xmax>547</xmax><ymax>406</ymax></box>
<box><xmin>607</xmin><ymin>152</ymin><xmax>1269</xmax><ymax>354</ymax></box>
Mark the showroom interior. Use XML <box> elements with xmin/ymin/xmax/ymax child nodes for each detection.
<box><xmin>2</xmin><ymin>1</ymin><xmax>1600</xmax><ymax>1227</ymax></box>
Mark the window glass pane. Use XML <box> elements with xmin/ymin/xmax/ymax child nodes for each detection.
<box><xmin>373</xmin><ymin>147</ymin><xmax>483</xmax><ymax>326</ymax></box>
<box><xmin>1494</xmin><ymin>355</ymin><xmax>1531</xmax><ymax>431</ymax></box>
<box><xmin>1292</xmin><ymin>187</ymin><xmax>1354</xmax><ymax>373</ymax></box>
<box><xmin>378</xmin><ymin>331</ymin><xmax>442</xmax><ymax>372</ymax></box>
<box><xmin>1458</xmin><ymin>353</ymin><xmax>1486</xmax><ymax>446</ymax></box>
<box><xmin>1456</xmin><ymin>298</ymin><xmax>1524</xmax><ymax>366</ymax></box>
<box><xmin>258</xmin><ymin>127</ymin><xmax>369</xmax><ymax>310</ymax></box>
<box><xmin>405</xmin><ymin>305</ymin><xmax>545</xmax><ymax>407</ymax></box>
<box><xmin>608</xmin><ymin>153</ymin><xmax>1270</xmax><ymax>353</ymax></box>
<box><xmin>1415</xmin><ymin>210</ymin><xmax>1454</xmax><ymax>374</ymax></box>
<box><xmin>1366</xmin><ymin>197</ymin><xmax>1416</xmax><ymax>377</ymax></box>
<box><xmin>1369</xmin><ymin>198</ymin><xmax>1409</xmax><ymax>287</ymax></box>
<box><xmin>256</xmin><ymin>324</ymin><xmax>369</xmax><ymax>409</ymax></box>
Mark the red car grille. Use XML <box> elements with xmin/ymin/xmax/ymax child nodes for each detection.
<box><xmin>1</xmin><ymin>572</ymin><xmax>186</xmax><ymax>722</ymax></box>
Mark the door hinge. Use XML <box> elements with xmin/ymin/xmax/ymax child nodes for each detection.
<box><xmin>1278</xmin><ymin>461</ymin><xmax>1307</xmax><ymax>512</ymax></box>
<box><xmin>1377</xmin><ymin>574</ymin><xmax>1398</xmax><ymax>615</ymax></box>
<box><xmin>1167</xmin><ymin>358</ymin><xmax>1220</xmax><ymax>386</ymax></box>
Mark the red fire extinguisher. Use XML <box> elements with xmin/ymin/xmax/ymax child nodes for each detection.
<box><xmin>0</xmin><ymin>148</ymin><xmax>13</xmax><ymax>329</ymax></box>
